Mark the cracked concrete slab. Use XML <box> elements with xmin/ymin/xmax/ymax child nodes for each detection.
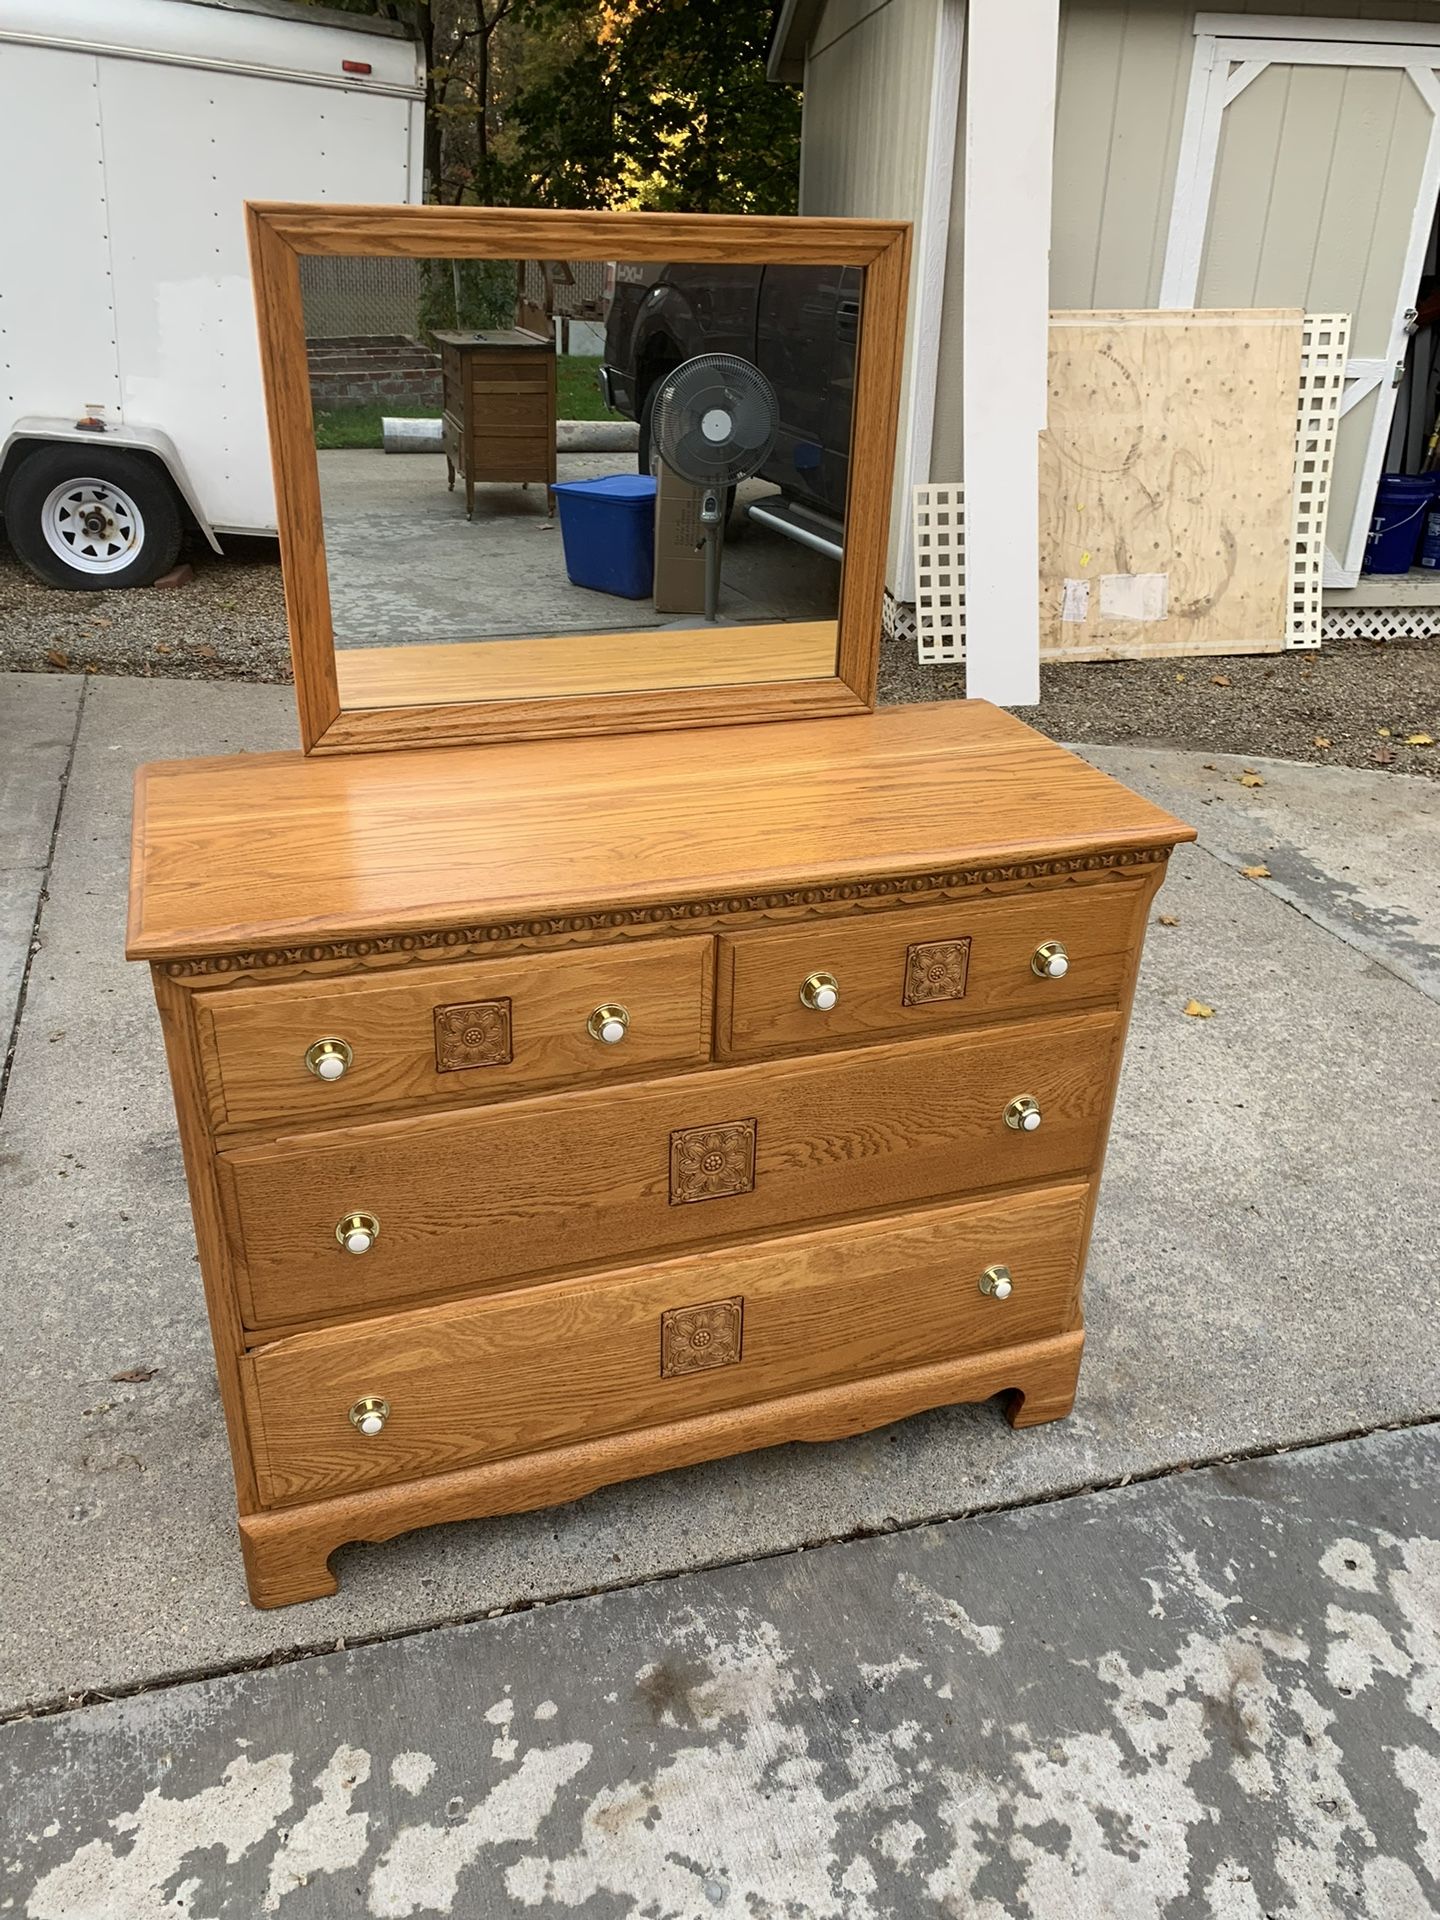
<box><xmin>4</xmin><ymin>1424</ymin><xmax>1437</xmax><ymax>1918</ymax></box>
<box><xmin>1080</xmin><ymin>746</ymin><xmax>1440</xmax><ymax>1001</ymax></box>
<box><xmin>0</xmin><ymin>682</ymin><xmax>1437</xmax><ymax>1712</ymax></box>
<box><xmin>0</xmin><ymin>673</ymin><xmax>83</xmax><ymax>1057</ymax></box>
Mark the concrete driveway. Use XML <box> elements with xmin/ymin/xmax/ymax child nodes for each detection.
<box><xmin>317</xmin><ymin>451</ymin><xmax>841</xmax><ymax>646</ymax></box>
<box><xmin>0</xmin><ymin>674</ymin><xmax>1437</xmax><ymax>1914</ymax></box>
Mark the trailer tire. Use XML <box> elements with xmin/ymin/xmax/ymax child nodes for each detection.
<box><xmin>4</xmin><ymin>444</ymin><xmax>183</xmax><ymax>590</ymax></box>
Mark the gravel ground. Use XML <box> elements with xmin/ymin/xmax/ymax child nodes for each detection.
<box><xmin>3</xmin><ymin>535</ymin><xmax>1436</xmax><ymax>776</ymax></box>
<box><xmin>0</xmin><ymin>535</ymin><xmax>291</xmax><ymax>684</ymax></box>
<box><xmin>881</xmin><ymin>624</ymin><xmax>1440</xmax><ymax>778</ymax></box>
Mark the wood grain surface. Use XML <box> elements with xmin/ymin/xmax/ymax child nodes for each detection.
<box><xmin>128</xmin><ymin>702</ymin><xmax>1194</xmax><ymax>964</ymax></box>
<box><xmin>197</xmin><ymin>934</ymin><xmax>713</xmax><ymax>1131</ymax></box>
<box><xmin>238</xmin><ymin>1329</ymin><xmax>1085</xmax><ymax>1606</ymax></box>
<box><xmin>242</xmin><ymin>1182</ymin><xmax>1091</xmax><ymax>1506</ymax></box>
<box><xmin>333</xmin><ymin>622</ymin><xmax>840</xmax><ymax>711</ymax></box>
<box><xmin>1040</xmin><ymin>309</ymin><xmax>1302</xmax><ymax>661</ymax></box>
<box><xmin>718</xmin><ymin>872</ymin><xmax>1150</xmax><ymax>1058</ymax></box>
<box><xmin>219</xmin><ymin>1011</ymin><xmax>1121</xmax><ymax>1329</ymax></box>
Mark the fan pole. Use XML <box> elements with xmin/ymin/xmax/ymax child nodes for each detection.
<box><xmin>700</xmin><ymin>488</ymin><xmax>723</xmax><ymax>622</ymax></box>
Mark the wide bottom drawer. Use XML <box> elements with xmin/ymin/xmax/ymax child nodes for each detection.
<box><xmin>241</xmin><ymin>1181</ymin><xmax>1090</xmax><ymax>1508</ymax></box>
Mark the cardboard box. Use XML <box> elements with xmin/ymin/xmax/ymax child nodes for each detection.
<box><xmin>653</xmin><ymin>462</ymin><xmax>708</xmax><ymax>615</ymax></box>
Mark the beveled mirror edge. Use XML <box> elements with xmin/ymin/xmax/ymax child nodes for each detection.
<box><xmin>245</xmin><ymin>202</ymin><xmax>912</xmax><ymax>756</ymax></box>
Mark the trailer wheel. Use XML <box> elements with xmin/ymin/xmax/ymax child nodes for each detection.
<box><xmin>4</xmin><ymin>445</ymin><xmax>183</xmax><ymax>590</ymax></box>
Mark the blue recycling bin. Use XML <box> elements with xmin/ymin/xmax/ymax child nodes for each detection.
<box><xmin>551</xmin><ymin>474</ymin><xmax>657</xmax><ymax>599</ymax></box>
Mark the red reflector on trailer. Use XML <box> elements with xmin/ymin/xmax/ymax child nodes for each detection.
<box><xmin>342</xmin><ymin>59</ymin><xmax>372</xmax><ymax>75</ymax></box>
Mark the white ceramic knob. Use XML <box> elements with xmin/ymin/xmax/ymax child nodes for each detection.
<box><xmin>1031</xmin><ymin>942</ymin><xmax>1070</xmax><ymax>980</ymax></box>
<box><xmin>1004</xmin><ymin>1096</ymin><xmax>1042</xmax><ymax>1133</ymax></box>
<box><xmin>1020</xmin><ymin>1109</ymin><xmax>1041</xmax><ymax>1131</ymax></box>
<box><xmin>349</xmin><ymin>1396</ymin><xmax>389</xmax><ymax>1436</ymax></box>
<box><xmin>980</xmin><ymin>1265</ymin><xmax>1014</xmax><ymax>1299</ymax></box>
<box><xmin>800</xmin><ymin>971</ymin><xmax>840</xmax><ymax>1012</ymax></box>
<box><xmin>587</xmin><ymin>1004</ymin><xmax>629</xmax><ymax>1045</ymax></box>
<box><xmin>335</xmin><ymin>1210</ymin><xmax>380</xmax><ymax>1255</ymax></box>
<box><xmin>359</xmin><ymin>1409</ymin><xmax>384</xmax><ymax>1434</ymax></box>
<box><xmin>304</xmin><ymin>1037</ymin><xmax>353</xmax><ymax>1081</ymax></box>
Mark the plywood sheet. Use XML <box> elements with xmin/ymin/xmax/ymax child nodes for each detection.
<box><xmin>1040</xmin><ymin>309</ymin><xmax>1303</xmax><ymax>661</ymax></box>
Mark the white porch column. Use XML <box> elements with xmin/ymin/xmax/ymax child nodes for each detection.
<box><xmin>960</xmin><ymin>0</ymin><xmax>1058</xmax><ymax>707</ymax></box>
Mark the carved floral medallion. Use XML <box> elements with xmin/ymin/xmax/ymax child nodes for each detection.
<box><xmin>903</xmin><ymin>937</ymin><xmax>972</xmax><ymax>1005</ymax></box>
<box><xmin>433</xmin><ymin>998</ymin><xmax>513</xmax><ymax>1071</ymax></box>
<box><xmin>661</xmin><ymin>1297</ymin><xmax>744</xmax><ymax>1376</ymax></box>
<box><xmin>669</xmin><ymin>1120</ymin><xmax>757</xmax><ymax>1204</ymax></box>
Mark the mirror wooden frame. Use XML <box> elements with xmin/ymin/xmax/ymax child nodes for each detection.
<box><xmin>245</xmin><ymin>203</ymin><xmax>911</xmax><ymax>755</ymax></box>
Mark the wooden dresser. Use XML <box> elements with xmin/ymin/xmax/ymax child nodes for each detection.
<box><xmin>435</xmin><ymin>326</ymin><xmax>556</xmax><ymax>519</ymax></box>
<box><xmin>129</xmin><ymin>701</ymin><xmax>1192</xmax><ymax>1608</ymax></box>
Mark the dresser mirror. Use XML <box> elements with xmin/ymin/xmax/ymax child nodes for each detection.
<box><xmin>247</xmin><ymin>206</ymin><xmax>910</xmax><ymax>753</ymax></box>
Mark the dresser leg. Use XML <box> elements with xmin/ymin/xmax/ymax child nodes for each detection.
<box><xmin>1002</xmin><ymin>1330</ymin><xmax>1084</xmax><ymax>1428</ymax></box>
<box><xmin>239</xmin><ymin>1515</ymin><xmax>339</xmax><ymax>1610</ymax></box>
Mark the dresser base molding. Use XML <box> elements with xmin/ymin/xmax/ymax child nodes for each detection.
<box><xmin>237</xmin><ymin>1330</ymin><xmax>1084</xmax><ymax>1608</ymax></box>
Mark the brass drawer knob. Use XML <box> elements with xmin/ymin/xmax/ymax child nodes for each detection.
<box><xmin>799</xmin><ymin>971</ymin><xmax>840</xmax><ymax>1012</ymax></box>
<box><xmin>304</xmin><ymin>1037</ymin><xmax>353</xmax><ymax>1081</ymax></box>
<box><xmin>1004</xmin><ymin>1095</ymin><xmax>1042</xmax><ymax>1132</ymax></box>
<box><xmin>349</xmin><ymin>1396</ymin><xmax>389</xmax><ymax>1437</ymax></box>
<box><xmin>1031</xmin><ymin>941</ymin><xmax>1070</xmax><ymax>980</ymax></box>
<box><xmin>979</xmin><ymin>1264</ymin><xmax>1013</xmax><ymax>1300</ymax></box>
<box><xmin>335</xmin><ymin>1210</ymin><xmax>380</xmax><ymax>1255</ymax></box>
<box><xmin>587</xmin><ymin>1003</ymin><xmax>630</xmax><ymax>1045</ymax></box>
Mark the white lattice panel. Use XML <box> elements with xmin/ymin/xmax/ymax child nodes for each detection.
<box><xmin>1289</xmin><ymin>313</ymin><xmax>1349</xmax><ymax>648</ymax></box>
<box><xmin>912</xmin><ymin>483</ymin><xmax>966</xmax><ymax>663</ymax></box>
<box><xmin>1323</xmin><ymin>605</ymin><xmax>1440</xmax><ymax>641</ymax></box>
<box><xmin>883</xmin><ymin>589</ymin><xmax>918</xmax><ymax>650</ymax></box>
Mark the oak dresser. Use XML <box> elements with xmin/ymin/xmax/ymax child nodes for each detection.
<box><xmin>128</xmin><ymin>700</ymin><xmax>1192</xmax><ymax>1607</ymax></box>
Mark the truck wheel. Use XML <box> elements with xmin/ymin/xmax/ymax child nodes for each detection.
<box><xmin>4</xmin><ymin>445</ymin><xmax>183</xmax><ymax>590</ymax></box>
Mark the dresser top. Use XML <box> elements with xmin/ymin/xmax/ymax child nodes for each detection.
<box><xmin>127</xmin><ymin>701</ymin><xmax>1192</xmax><ymax>963</ymax></box>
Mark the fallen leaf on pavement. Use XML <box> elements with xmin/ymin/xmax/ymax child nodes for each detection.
<box><xmin>1377</xmin><ymin>727</ymin><xmax>1392</xmax><ymax>738</ymax></box>
<box><xmin>110</xmin><ymin>1367</ymin><xmax>159</xmax><ymax>1384</ymax></box>
<box><xmin>1175</xmin><ymin>672</ymin><xmax>1186</xmax><ymax>682</ymax></box>
<box><xmin>1238</xmin><ymin>771</ymin><xmax>1265</xmax><ymax>787</ymax></box>
<box><xmin>46</xmin><ymin>648</ymin><xmax>69</xmax><ymax>669</ymax></box>
<box><xmin>1184</xmin><ymin>1000</ymin><xmax>1215</xmax><ymax>1018</ymax></box>
<box><xmin>1374</xmin><ymin>747</ymin><xmax>1394</xmax><ymax>765</ymax></box>
<box><xmin>1158</xmin><ymin>914</ymin><xmax>1180</xmax><ymax>927</ymax></box>
<box><xmin>1202</xmin><ymin>763</ymin><xmax>1217</xmax><ymax>771</ymax></box>
<box><xmin>1313</xmin><ymin>735</ymin><xmax>1332</xmax><ymax>748</ymax></box>
<box><xmin>1210</xmin><ymin>673</ymin><xmax>1231</xmax><ymax>686</ymax></box>
<box><xmin>1240</xmin><ymin>865</ymin><xmax>1271</xmax><ymax>879</ymax></box>
<box><xmin>1406</xmin><ymin>732</ymin><xmax>1434</xmax><ymax>746</ymax></box>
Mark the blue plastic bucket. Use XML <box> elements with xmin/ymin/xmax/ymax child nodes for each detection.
<box><xmin>1363</xmin><ymin>473</ymin><xmax>1438</xmax><ymax>574</ymax></box>
<box><xmin>1420</xmin><ymin>502</ymin><xmax>1440</xmax><ymax>571</ymax></box>
<box><xmin>551</xmin><ymin>473</ymin><xmax>657</xmax><ymax>599</ymax></box>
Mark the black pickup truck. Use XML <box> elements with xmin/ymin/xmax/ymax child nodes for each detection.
<box><xmin>599</xmin><ymin>262</ymin><xmax>859</xmax><ymax>531</ymax></box>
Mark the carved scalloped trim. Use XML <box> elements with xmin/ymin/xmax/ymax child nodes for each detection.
<box><xmin>159</xmin><ymin>847</ymin><xmax>1171</xmax><ymax>978</ymax></box>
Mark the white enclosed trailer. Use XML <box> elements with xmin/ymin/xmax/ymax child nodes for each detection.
<box><xmin>0</xmin><ymin>0</ymin><xmax>424</xmax><ymax>587</ymax></box>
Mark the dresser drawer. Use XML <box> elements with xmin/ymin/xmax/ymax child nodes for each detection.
<box><xmin>197</xmin><ymin>936</ymin><xmax>714</xmax><ymax>1131</ymax></box>
<box><xmin>241</xmin><ymin>1181</ymin><xmax>1090</xmax><ymax>1506</ymax></box>
<box><xmin>220</xmin><ymin>1011</ymin><xmax>1121</xmax><ymax>1329</ymax></box>
<box><xmin>718</xmin><ymin>879</ymin><xmax>1149</xmax><ymax>1059</ymax></box>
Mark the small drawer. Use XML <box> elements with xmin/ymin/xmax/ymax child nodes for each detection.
<box><xmin>718</xmin><ymin>879</ymin><xmax>1149</xmax><ymax>1059</ymax></box>
<box><xmin>241</xmin><ymin>1180</ymin><xmax>1091</xmax><ymax>1507</ymax></box>
<box><xmin>197</xmin><ymin>935</ymin><xmax>713</xmax><ymax>1131</ymax></box>
<box><xmin>219</xmin><ymin>1011</ymin><xmax>1120</xmax><ymax>1329</ymax></box>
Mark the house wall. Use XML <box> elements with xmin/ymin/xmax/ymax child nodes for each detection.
<box><xmin>931</xmin><ymin>0</ymin><xmax>1440</xmax><ymax>485</ymax></box>
<box><xmin>799</xmin><ymin>0</ymin><xmax>942</xmax><ymax>583</ymax></box>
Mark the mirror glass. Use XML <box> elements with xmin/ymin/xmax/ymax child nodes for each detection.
<box><xmin>298</xmin><ymin>254</ymin><xmax>858</xmax><ymax>710</ymax></box>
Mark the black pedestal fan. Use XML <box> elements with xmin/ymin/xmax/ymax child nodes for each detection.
<box><xmin>650</xmin><ymin>354</ymin><xmax>779</xmax><ymax>621</ymax></box>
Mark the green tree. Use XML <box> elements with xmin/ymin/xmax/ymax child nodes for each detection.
<box><xmin>290</xmin><ymin>0</ymin><xmax>798</xmax><ymax>214</ymax></box>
